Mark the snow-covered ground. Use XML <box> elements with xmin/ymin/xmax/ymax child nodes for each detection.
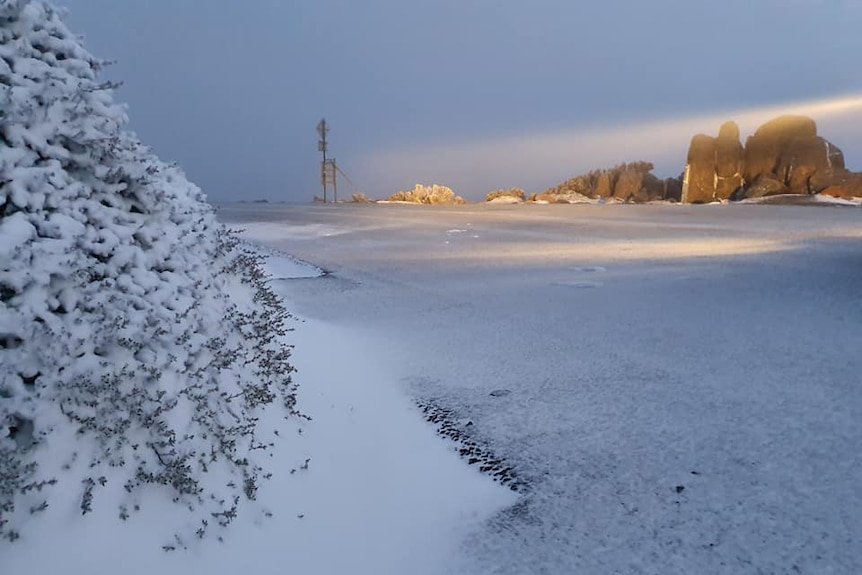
<box><xmin>3</xmin><ymin>248</ymin><xmax>514</xmax><ymax>575</ymax></box>
<box><xmin>219</xmin><ymin>202</ymin><xmax>862</xmax><ymax>574</ymax></box>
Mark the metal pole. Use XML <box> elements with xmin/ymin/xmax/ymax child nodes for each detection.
<box><xmin>333</xmin><ymin>160</ymin><xmax>338</xmax><ymax>203</ymax></box>
<box><xmin>322</xmin><ymin>143</ymin><xmax>327</xmax><ymax>203</ymax></box>
<box><xmin>318</xmin><ymin>118</ymin><xmax>329</xmax><ymax>203</ymax></box>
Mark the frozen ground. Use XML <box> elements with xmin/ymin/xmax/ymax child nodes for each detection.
<box><xmin>220</xmin><ymin>202</ymin><xmax>862</xmax><ymax>574</ymax></box>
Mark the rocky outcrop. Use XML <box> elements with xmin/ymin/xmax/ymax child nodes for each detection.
<box><xmin>816</xmin><ymin>171</ymin><xmax>862</xmax><ymax>199</ymax></box>
<box><xmin>684</xmin><ymin>134</ymin><xmax>718</xmax><ymax>203</ymax></box>
<box><xmin>778</xmin><ymin>137</ymin><xmax>845</xmax><ymax>195</ymax></box>
<box><xmin>738</xmin><ymin>174</ymin><xmax>787</xmax><ymax>199</ymax></box>
<box><xmin>683</xmin><ymin>115</ymin><xmax>861</xmax><ymax>202</ymax></box>
<box><xmin>683</xmin><ymin>122</ymin><xmax>744</xmax><ymax>203</ymax></box>
<box><xmin>715</xmin><ymin>122</ymin><xmax>745</xmax><ymax>200</ymax></box>
<box><xmin>743</xmin><ymin>115</ymin><xmax>818</xmax><ymax>184</ymax></box>
<box><xmin>543</xmin><ymin>161</ymin><xmax>682</xmax><ymax>203</ymax></box>
<box><xmin>543</xmin><ymin>115</ymin><xmax>858</xmax><ymax>205</ymax></box>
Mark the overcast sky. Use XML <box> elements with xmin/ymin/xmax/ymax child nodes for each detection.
<box><xmin>60</xmin><ymin>0</ymin><xmax>862</xmax><ymax>202</ymax></box>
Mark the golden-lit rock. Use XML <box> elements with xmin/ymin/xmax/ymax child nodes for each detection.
<box><xmin>683</xmin><ymin>134</ymin><xmax>717</xmax><ymax>203</ymax></box>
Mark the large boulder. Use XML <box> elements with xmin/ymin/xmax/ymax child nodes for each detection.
<box><xmin>744</xmin><ymin>115</ymin><xmax>818</xmax><ymax>184</ymax></box>
<box><xmin>811</xmin><ymin>170</ymin><xmax>862</xmax><ymax>198</ymax></box>
<box><xmin>740</xmin><ymin>173</ymin><xmax>788</xmax><ymax>199</ymax></box>
<box><xmin>777</xmin><ymin>136</ymin><xmax>846</xmax><ymax>194</ymax></box>
<box><xmin>715</xmin><ymin>121</ymin><xmax>744</xmax><ymax>199</ymax></box>
<box><xmin>683</xmin><ymin>134</ymin><xmax>717</xmax><ymax>203</ymax></box>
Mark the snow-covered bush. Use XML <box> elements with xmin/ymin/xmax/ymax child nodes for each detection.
<box><xmin>0</xmin><ymin>0</ymin><xmax>297</xmax><ymax>543</ymax></box>
<box><xmin>386</xmin><ymin>184</ymin><xmax>466</xmax><ymax>205</ymax></box>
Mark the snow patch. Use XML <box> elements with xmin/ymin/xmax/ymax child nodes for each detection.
<box><xmin>264</xmin><ymin>255</ymin><xmax>323</xmax><ymax>279</ymax></box>
<box><xmin>486</xmin><ymin>196</ymin><xmax>522</xmax><ymax>205</ymax></box>
<box><xmin>4</xmin><ymin>296</ymin><xmax>516</xmax><ymax>574</ymax></box>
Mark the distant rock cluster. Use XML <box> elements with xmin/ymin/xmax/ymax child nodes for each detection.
<box><xmin>683</xmin><ymin>116</ymin><xmax>862</xmax><ymax>202</ymax></box>
<box><xmin>537</xmin><ymin>162</ymin><xmax>683</xmax><ymax>203</ymax></box>
<box><xmin>363</xmin><ymin>116</ymin><xmax>860</xmax><ymax>205</ymax></box>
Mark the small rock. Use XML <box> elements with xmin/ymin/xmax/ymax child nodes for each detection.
<box><xmin>489</xmin><ymin>389</ymin><xmax>511</xmax><ymax>397</ymax></box>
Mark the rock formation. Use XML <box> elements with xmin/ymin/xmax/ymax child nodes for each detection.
<box><xmin>543</xmin><ymin>161</ymin><xmax>682</xmax><ymax>203</ymax></box>
<box><xmin>715</xmin><ymin>121</ymin><xmax>745</xmax><ymax>200</ymax></box>
<box><xmin>683</xmin><ymin>115</ymin><xmax>861</xmax><ymax>202</ymax></box>
<box><xmin>743</xmin><ymin>115</ymin><xmax>818</xmax><ymax>185</ymax></box>
<box><xmin>684</xmin><ymin>134</ymin><xmax>718</xmax><ymax>203</ymax></box>
<box><xmin>543</xmin><ymin>115</ymin><xmax>858</xmax><ymax>205</ymax></box>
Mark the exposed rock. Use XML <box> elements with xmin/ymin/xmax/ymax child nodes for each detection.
<box><xmin>686</xmin><ymin>115</ymin><xmax>858</xmax><ymax>202</ymax></box>
<box><xmin>812</xmin><ymin>168</ymin><xmax>850</xmax><ymax>192</ymax></box>
<box><xmin>715</xmin><ymin>121</ymin><xmax>744</xmax><ymax>199</ymax></box>
<box><xmin>683</xmin><ymin>134</ymin><xmax>717</xmax><ymax>203</ymax></box>
<box><xmin>543</xmin><ymin>161</ymin><xmax>661</xmax><ymax>202</ymax></box>
<box><xmin>744</xmin><ymin>115</ymin><xmax>817</xmax><ymax>184</ymax></box>
<box><xmin>786</xmin><ymin>164</ymin><xmax>817</xmax><ymax>196</ymax></box>
<box><xmin>777</xmin><ymin>136</ymin><xmax>846</xmax><ymax>194</ymax></box>
<box><xmin>718</xmin><ymin>120</ymin><xmax>740</xmax><ymax>142</ymax></box>
<box><xmin>814</xmin><ymin>170</ymin><xmax>862</xmax><ymax>198</ymax></box>
<box><xmin>783</xmin><ymin>136</ymin><xmax>844</xmax><ymax>174</ymax></box>
<box><xmin>741</xmin><ymin>173</ymin><xmax>788</xmax><ymax>198</ymax></box>
<box><xmin>821</xmin><ymin>184</ymin><xmax>862</xmax><ymax>199</ymax></box>
<box><xmin>754</xmin><ymin>115</ymin><xmax>817</xmax><ymax>140</ymax></box>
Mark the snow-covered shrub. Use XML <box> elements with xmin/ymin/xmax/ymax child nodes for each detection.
<box><xmin>386</xmin><ymin>184</ymin><xmax>466</xmax><ymax>205</ymax></box>
<box><xmin>0</xmin><ymin>0</ymin><xmax>297</xmax><ymax>543</ymax></box>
